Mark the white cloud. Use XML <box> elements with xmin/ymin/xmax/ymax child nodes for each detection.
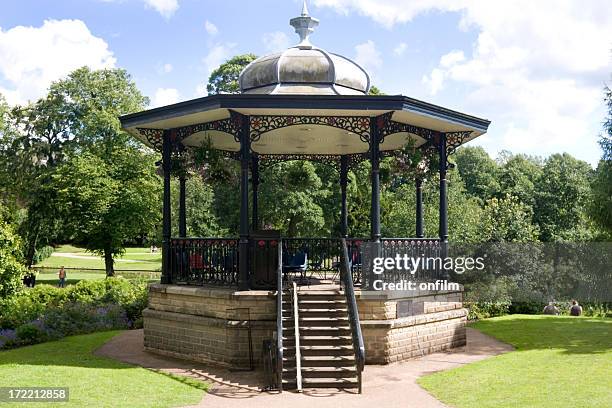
<box><xmin>355</xmin><ymin>40</ymin><xmax>382</xmax><ymax>75</ymax></box>
<box><xmin>153</xmin><ymin>87</ymin><xmax>180</xmax><ymax>107</ymax></box>
<box><xmin>202</xmin><ymin>43</ymin><xmax>236</xmax><ymax>77</ymax></box>
<box><xmin>393</xmin><ymin>42</ymin><xmax>407</xmax><ymax>57</ymax></box>
<box><xmin>204</xmin><ymin>20</ymin><xmax>218</xmax><ymax>36</ymax></box>
<box><xmin>162</xmin><ymin>63</ymin><xmax>173</xmax><ymax>73</ymax></box>
<box><xmin>143</xmin><ymin>0</ymin><xmax>178</xmax><ymax>18</ymax></box>
<box><xmin>262</xmin><ymin>31</ymin><xmax>290</xmax><ymax>53</ymax></box>
<box><xmin>0</xmin><ymin>19</ymin><xmax>116</xmax><ymax>105</ymax></box>
<box><xmin>317</xmin><ymin>0</ymin><xmax>612</xmax><ymax>164</ymax></box>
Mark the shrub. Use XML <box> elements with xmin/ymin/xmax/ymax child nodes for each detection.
<box><xmin>16</xmin><ymin>320</ymin><xmax>48</xmax><ymax>345</ymax></box>
<box><xmin>0</xmin><ymin>216</ymin><xmax>25</xmax><ymax>298</ymax></box>
<box><xmin>465</xmin><ymin>301</ymin><xmax>511</xmax><ymax>320</ymax></box>
<box><xmin>32</xmin><ymin>245</ymin><xmax>55</xmax><ymax>264</ymax></box>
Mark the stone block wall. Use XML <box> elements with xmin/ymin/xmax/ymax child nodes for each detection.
<box><xmin>143</xmin><ymin>284</ymin><xmax>275</xmax><ymax>368</ymax></box>
<box><xmin>357</xmin><ymin>289</ymin><xmax>467</xmax><ymax>364</ymax></box>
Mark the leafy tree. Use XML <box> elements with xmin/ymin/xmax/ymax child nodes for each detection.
<box><xmin>171</xmin><ymin>175</ymin><xmax>225</xmax><ymax>237</ymax></box>
<box><xmin>479</xmin><ymin>194</ymin><xmax>539</xmax><ymax>242</ymax></box>
<box><xmin>497</xmin><ymin>153</ymin><xmax>542</xmax><ymax>207</ymax></box>
<box><xmin>454</xmin><ymin>146</ymin><xmax>500</xmax><ymax>203</ymax></box>
<box><xmin>0</xmin><ymin>206</ymin><xmax>25</xmax><ymax>298</ymax></box>
<box><xmin>368</xmin><ymin>86</ymin><xmax>385</xmax><ymax>95</ymax></box>
<box><xmin>52</xmin><ymin>144</ymin><xmax>161</xmax><ymax>276</ymax></box>
<box><xmin>259</xmin><ymin>161</ymin><xmax>327</xmax><ymax>236</ymax></box>
<box><xmin>591</xmin><ymin>84</ymin><xmax>612</xmax><ymax>235</ymax></box>
<box><xmin>534</xmin><ymin>153</ymin><xmax>593</xmax><ymax>241</ymax></box>
<box><xmin>206</xmin><ymin>54</ymin><xmax>257</xmax><ymax>95</ymax></box>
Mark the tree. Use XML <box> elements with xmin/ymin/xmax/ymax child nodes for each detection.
<box><xmin>0</xmin><ymin>205</ymin><xmax>25</xmax><ymax>298</ymax></box>
<box><xmin>497</xmin><ymin>153</ymin><xmax>542</xmax><ymax>208</ymax></box>
<box><xmin>171</xmin><ymin>175</ymin><xmax>225</xmax><ymax>237</ymax></box>
<box><xmin>454</xmin><ymin>146</ymin><xmax>500</xmax><ymax>203</ymax></box>
<box><xmin>479</xmin><ymin>194</ymin><xmax>539</xmax><ymax>242</ymax></box>
<box><xmin>534</xmin><ymin>153</ymin><xmax>593</xmax><ymax>241</ymax></box>
<box><xmin>206</xmin><ymin>54</ymin><xmax>258</xmax><ymax>95</ymax></box>
<box><xmin>52</xmin><ymin>144</ymin><xmax>161</xmax><ymax>275</ymax></box>
<box><xmin>591</xmin><ymin>84</ymin><xmax>612</xmax><ymax>236</ymax></box>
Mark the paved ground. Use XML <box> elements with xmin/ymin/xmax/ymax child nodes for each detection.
<box><xmin>95</xmin><ymin>328</ymin><xmax>514</xmax><ymax>408</ymax></box>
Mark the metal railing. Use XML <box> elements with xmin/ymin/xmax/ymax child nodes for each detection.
<box><xmin>340</xmin><ymin>238</ymin><xmax>365</xmax><ymax>394</ymax></box>
<box><xmin>275</xmin><ymin>240</ymin><xmax>283</xmax><ymax>392</ymax></box>
<box><xmin>380</xmin><ymin>238</ymin><xmax>443</xmax><ymax>280</ymax></box>
<box><xmin>292</xmin><ymin>281</ymin><xmax>302</xmax><ymax>392</ymax></box>
<box><xmin>169</xmin><ymin>238</ymin><xmax>239</xmax><ymax>286</ymax></box>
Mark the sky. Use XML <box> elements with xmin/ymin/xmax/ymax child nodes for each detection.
<box><xmin>0</xmin><ymin>0</ymin><xmax>610</xmax><ymax>165</ymax></box>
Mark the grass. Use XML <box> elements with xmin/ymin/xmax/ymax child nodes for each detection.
<box><xmin>35</xmin><ymin>245</ymin><xmax>161</xmax><ymax>271</ymax></box>
<box><xmin>418</xmin><ymin>315</ymin><xmax>612</xmax><ymax>408</ymax></box>
<box><xmin>0</xmin><ymin>331</ymin><xmax>207</xmax><ymax>408</ymax></box>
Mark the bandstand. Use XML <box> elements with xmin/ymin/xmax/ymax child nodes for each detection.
<box><xmin>120</xmin><ymin>1</ymin><xmax>490</xmax><ymax>392</ymax></box>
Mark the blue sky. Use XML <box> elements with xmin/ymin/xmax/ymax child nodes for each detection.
<box><xmin>1</xmin><ymin>0</ymin><xmax>610</xmax><ymax>165</ymax></box>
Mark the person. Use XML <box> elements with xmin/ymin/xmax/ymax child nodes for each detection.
<box><xmin>570</xmin><ymin>300</ymin><xmax>582</xmax><ymax>316</ymax></box>
<box><xmin>58</xmin><ymin>266</ymin><xmax>66</xmax><ymax>288</ymax></box>
<box><xmin>543</xmin><ymin>301</ymin><xmax>559</xmax><ymax>315</ymax></box>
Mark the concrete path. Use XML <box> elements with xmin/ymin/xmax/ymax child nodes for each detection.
<box><xmin>96</xmin><ymin>328</ymin><xmax>513</xmax><ymax>408</ymax></box>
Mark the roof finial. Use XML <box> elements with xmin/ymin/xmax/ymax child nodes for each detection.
<box><xmin>301</xmin><ymin>0</ymin><xmax>309</xmax><ymax>16</ymax></box>
<box><xmin>290</xmin><ymin>0</ymin><xmax>319</xmax><ymax>49</ymax></box>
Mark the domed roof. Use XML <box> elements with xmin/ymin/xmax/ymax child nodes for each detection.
<box><xmin>239</xmin><ymin>1</ymin><xmax>371</xmax><ymax>95</ymax></box>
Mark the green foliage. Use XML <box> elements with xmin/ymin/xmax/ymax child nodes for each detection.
<box><xmin>455</xmin><ymin>147</ymin><xmax>500</xmax><ymax>203</ymax></box>
<box><xmin>368</xmin><ymin>86</ymin><xmax>385</xmax><ymax>95</ymax></box>
<box><xmin>32</xmin><ymin>245</ymin><xmax>54</xmax><ymax>264</ymax></box>
<box><xmin>590</xmin><ymin>85</ymin><xmax>612</xmax><ymax>235</ymax></box>
<box><xmin>533</xmin><ymin>153</ymin><xmax>594</xmax><ymax>241</ymax></box>
<box><xmin>206</xmin><ymin>54</ymin><xmax>257</xmax><ymax>95</ymax></box>
<box><xmin>479</xmin><ymin>194</ymin><xmax>539</xmax><ymax>242</ymax></box>
<box><xmin>51</xmin><ymin>145</ymin><xmax>161</xmax><ymax>275</ymax></box>
<box><xmin>259</xmin><ymin>161</ymin><xmax>328</xmax><ymax>236</ymax></box>
<box><xmin>171</xmin><ymin>176</ymin><xmax>225</xmax><ymax>237</ymax></box>
<box><xmin>0</xmin><ymin>210</ymin><xmax>25</xmax><ymax>298</ymax></box>
<box><xmin>600</xmin><ymin>84</ymin><xmax>612</xmax><ymax>160</ymax></box>
<box><xmin>0</xmin><ymin>277</ymin><xmax>148</xmax><ymax>332</ymax></box>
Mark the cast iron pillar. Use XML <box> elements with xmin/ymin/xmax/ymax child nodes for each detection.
<box><xmin>178</xmin><ymin>174</ymin><xmax>187</xmax><ymax>238</ymax></box>
<box><xmin>251</xmin><ymin>154</ymin><xmax>259</xmax><ymax>230</ymax></box>
<box><xmin>340</xmin><ymin>155</ymin><xmax>349</xmax><ymax>238</ymax></box>
<box><xmin>438</xmin><ymin>133</ymin><xmax>449</xmax><ymax>243</ymax></box>
<box><xmin>416</xmin><ymin>178</ymin><xmax>424</xmax><ymax>238</ymax></box>
<box><xmin>238</xmin><ymin>114</ymin><xmax>251</xmax><ymax>290</ymax></box>
<box><xmin>161</xmin><ymin>130</ymin><xmax>172</xmax><ymax>284</ymax></box>
<box><xmin>370</xmin><ymin>118</ymin><xmax>381</xmax><ymax>242</ymax></box>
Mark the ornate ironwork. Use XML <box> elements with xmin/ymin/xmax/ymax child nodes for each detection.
<box><xmin>174</xmin><ymin>112</ymin><xmax>244</xmax><ymax>144</ymax></box>
<box><xmin>445</xmin><ymin>131</ymin><xmax>473</xmax><ymax>157</ymax></box>
<box><xmin>376</xmin><ymin>111</ymin><xmax>437</xmax><ymax>144</ymax></box>
<box><xmin>249</xmin><ymin>115</ymin><xmax>371</xmax><ymax>143</ymax></box>
<box><xmin>258</xmin><ymin>154</ymin><xmax>341</xmax><ymax>169</ymax></box>
<box><xmin>136</xmin><ymin>128</ymin><xmax>164</xmax><ymax>150</ymax></box>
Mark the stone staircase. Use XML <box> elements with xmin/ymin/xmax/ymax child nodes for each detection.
<box><xmin>281</xmin><ymin>290</ymin><xmax>359</xmax><ymax>390</ymax></box>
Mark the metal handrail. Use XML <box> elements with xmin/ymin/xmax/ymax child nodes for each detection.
<box><xmin>276</xmin><ymin>240</ymin><xmax>283</xmax><ymax>392</ymax></box>
<box><xmin>340</xmin><ymin>238</ymin><xmax>365</xmax><ymax>394</ymax></box>
<box><xmin>292</xmin><ymin>281</ymin><xmax>303</xmax><ymax>392</ymax></box>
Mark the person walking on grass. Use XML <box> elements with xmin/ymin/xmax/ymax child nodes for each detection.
<box><xmin>570</xmin><ymin>300</ymin><xmax>582</xmax><ymax>316</ymax></box>
<box><xmin>58</xmin><ymin>266</ymin><xmax>66</xmax><ymax>288</ymax></box>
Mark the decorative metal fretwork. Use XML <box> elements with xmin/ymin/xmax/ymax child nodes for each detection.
<box><xmin>445</xmin><ymin>131</ymin><xmax>473</xmax><ymax>157</ymax></box>
<box><xmin>175</xmin><ymin>111</ymin><xmax>245</xmax><ymax>144</ymax></box>
<box><xmin>249</xmin><ymin>115</ymin><xmax>371</xmax><ymax>143</ymax></box>
<box><xmin>376</xmin><ymin>111</ymin><xmax>438</xmax><ymax>144</ymax></box>
<box><xmin>136</xmin><ymin>128</ymin><xmax>164</xmax><ymax>150</ymax></box>
<box><xmin>257</xmin><ymin>153</ymin><xmax>369</xmax><ymax>171</ymax></box>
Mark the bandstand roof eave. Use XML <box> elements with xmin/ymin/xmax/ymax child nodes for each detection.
<box><xmin>120</xmin><ymin>94</ymin><xmax>491</xmax><ymax>152</ymax></box>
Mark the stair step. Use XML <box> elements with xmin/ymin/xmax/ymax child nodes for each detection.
<box><xmin>282</xmin><ymin>367</ymin><xmax>356</xmax><ymax>379</ymax></box>
<box><xmin>301</xmin><ymin>345</ymin><xmax>354</xmax><ymax>356</ymax></box>
<box><xmin>302</xmin><ymin>378</ymin><xmax>358</xmax><ymax>388</ymax></box>
<box><xmin>283</xmin><ymin>336</ymin><xmax>352</xmax><ymax>346</ymax></box>
<box><xmin>301</xmin><ymin>355</ymin><xmax>355</xmax><ymax>366</ymax></box>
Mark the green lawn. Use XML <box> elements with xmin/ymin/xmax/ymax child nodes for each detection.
<box><xmin>0</xmin><ymin>331</ymin><xmax>206</xmax><ymax>408</ymax></box>
<box><xmin>418</xmin><ymin>315</ymin><xmax>612</xmax><ymax>408</ymax></box>
<box><xmin>35</xmin><ymin>245</ymin><xmax>161</xmax><ymax>271</ymax></box>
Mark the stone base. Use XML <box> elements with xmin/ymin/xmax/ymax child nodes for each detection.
<box><xmin>143</xmin><ymin>284</ymin><xmax>466</xmax><ymax>369</ymax></box>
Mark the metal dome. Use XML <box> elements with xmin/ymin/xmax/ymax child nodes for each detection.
<box><xmin>238</xmin><ymin>1</ymin><xmax>371</xmax><ymax>95</ymax></box>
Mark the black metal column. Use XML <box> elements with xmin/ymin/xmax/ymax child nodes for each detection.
<box><xmin>340</xmin><ymin>155</ymin><xmax>349</xmax><ymax>238</ymax></box>
<box><xmin>370</xmin><ymin>118</ymin><xmax>381</xmax><ymax>242</ymax></box>
<box><xmin>438</xmin><ymin>133</ymin><xmax>448</xmax><ymax>243</ymax></box>
<box><xmin>416</xmin><ymin>178</ymin><xmax>424</xmax><ymax>238</ymax></box>
<box><xmin>251</xmin><ymin>154</ymin><xmax>259</xmax><ymax>230</ymax></box>
<box><xmin>161</xmin><ymin>130</ymin><xmax>172</xmax><ymax>284</ymax></box>
<box><xmin>178</xmin><ymin>175</ymin><xmax>187</xmax><ymax>238</ymax></box>
<box><xmin>239</xmin><ymin>115</ymin><xmax>251</xmax><ymax>290</ymax></box>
